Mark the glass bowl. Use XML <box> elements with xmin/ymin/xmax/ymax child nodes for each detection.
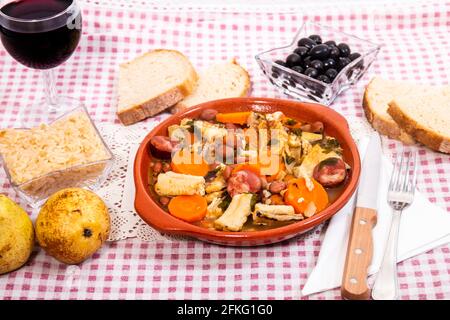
<box><xmin>255</xmin><ymin>22</ymin><xmax>381</xmax><ymax>105</ymax></box>
<box><xmin>0</xmin><ymin>106</ymin><xmax>114</xmax><ymax>207</ymax></box>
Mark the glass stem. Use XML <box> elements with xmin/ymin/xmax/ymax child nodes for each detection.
<box><xmin>43</xmin><ymin>69</ymin><xmax>59</xmax><ymax>112</ymax></box>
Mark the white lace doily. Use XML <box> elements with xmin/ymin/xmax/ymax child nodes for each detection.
<box><xmin>97</xmin><ymin>116</ymin><xmax>373</xmax><ymax>243</ymax></box>
<box><xmin>97</xmin><ymin>120</ymin><xmax>186</xmax><ymax>242</ymax></box>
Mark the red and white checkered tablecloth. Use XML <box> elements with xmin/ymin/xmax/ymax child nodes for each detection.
<box><xmin>0</xmin><ymin>0</ymin><xmax>449</xmax><ymax>300</ymax></box>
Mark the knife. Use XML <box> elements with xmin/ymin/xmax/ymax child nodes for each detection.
<box><xmin>341</xmin><ymin>133</ymin><xmax>382</xmax><ymax>300</ymax></box>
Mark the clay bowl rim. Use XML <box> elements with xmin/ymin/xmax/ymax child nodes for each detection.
<box><xmin>134</xmin><ymin>97</ymin><xmax>361</xmax><ymax>243</ymax></box>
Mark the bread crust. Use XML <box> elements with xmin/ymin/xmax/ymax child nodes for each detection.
<box><xmin>362</xmin><ymin>78</ymin><xmax>415</xmax><ymax>145</ymax></box>
<box><xmin>388</xmin><ymin>101</ymin><xmax>450</xmax><ymax>154</ymax></box>
<box><xmin>117</xmin><ymin>49</ymin><xmax>198</xmax><ymax>125</ymax></box>
<box><xmin>170</xmin><ymin>58</ymin><xmax>251</xmax><ymax>114</ymax></box>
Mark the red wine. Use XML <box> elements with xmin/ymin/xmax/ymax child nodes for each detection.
<box><xmin>0</xmin><ymin>0</ymin><xmax>81</xmax><ymax>69</ymax></box>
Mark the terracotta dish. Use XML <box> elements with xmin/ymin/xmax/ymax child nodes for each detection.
<box><xmin>134</xmin><ymin>97</ymin><xmax>360</xmax><ymax>246</ymax></box>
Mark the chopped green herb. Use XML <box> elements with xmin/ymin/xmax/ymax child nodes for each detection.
<box><xmin>320</xmin><ymin>137</ymin><xmax>342</xmax><ymax>154</ymax></box>
<box><xmin>284</xmin><ymin>155</ymin><xmax>296</xmax><ymax>165</ymax></box>
<box><xmin>285</xmin><ymin>118</ymin><xmax>297</xmax><ymax>126</ymax></box>
<box><xmin>185</xmin><ymin>120</ymin><xmax>195</xmax><ymax>133</ymax></box>
<box><xmin>250</xmin><ymin>194</ymin><xmax>259</xmax><ymax>211</ymax></box>
<box><xmin>291</xmin><ymin>128</ymin><xmax>303</xmax><ymax>136</ymax></box>
<box><xmin>204</xmin><ymin>166</ymin><xmax>221</xmax><ymax>181</ymax></box>
<box><xmin>218</xmin><ymin>193</ymin><xmax>232</xmax><ymax>211</ymax></box>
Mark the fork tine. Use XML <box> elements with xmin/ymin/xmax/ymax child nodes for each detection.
<box><xmin>395</xmin><ymin>152</ymin><xmax>406</xmax><ymax>191</ymax></box>
<box><xmin>410</xmin><ymin>151</ymin><xmax>418</xmax><ymax>193</ymax></box>
<box><xmin>389</xmin><ymin>153</ymin><xmax>400</xmax><ymax>191</ymax></box>
<box><xmin>401</xmin><ymin>151</ymin><xmax>412</xmax><ymax>192</ymax></box>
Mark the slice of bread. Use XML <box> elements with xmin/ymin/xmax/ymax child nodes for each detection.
<box><xmin>117</xmin><ymin>49</ymin><xmax>198</xmax><ymax>125</ymax></box>
<box><xmin>388</xmin><ymin>86</ymin><xmax>450</xmax><ymax>154</ymax></box>
<box><xmin>170</xmin><ymin>59</ymin><xmax>250</xmax><ymax>114</ymax></box>
<box><xmin>363</xmin><ymin>77</ymin><xmax>415</xmax><ymax>144</ymax></box>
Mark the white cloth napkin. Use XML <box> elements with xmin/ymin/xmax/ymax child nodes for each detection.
<box><xmin>302</xmin><ymin>136</ymin><xmax>450</xmax><ymax>296</ymax></box>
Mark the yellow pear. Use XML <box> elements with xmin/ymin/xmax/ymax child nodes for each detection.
<box><xmin>36</xmin><ymin>188</ymin><xmax>110</xmax><ymax>265</ymax></box>
<box><xmin>0</xmin><ymin>195</ymin><xmax>34</xmax><ymax>275</ymax></box>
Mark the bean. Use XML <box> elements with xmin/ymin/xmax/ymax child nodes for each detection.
<box><xmin>225</xmin><ymin>123</ymin><xmax>239</xmax><ymax>130</ymax></box>
<box><xmin>269</xmin><ymin>181</ymin><xmax>287</xmax><ymax>194</ymax></box>
<box><xmin>260</xmin><ymin>176</ymin><xmax>268</xmax><ymax>189</ymax></box>
<box><xmin>269</xmin><ymin>194</ymin><xmax>285</xmax><ymax>205</ymax></box>
<box><xmin>200</xmin><ymin>109</ymin><xmax>218</xmax><ymax>121</ymax></box>
<box><xmin>300</xmin><ymin>123</ymin><xmax>312</xmax><ymax>132</ymax></box>
<box><xmin>153</xmin><ymin>161</ymin><xmax>162</xmax><ymax>174</ymax></box>
<box><xmin>162</xmin><ymin>162</ymin><xmax>171</xmax><ymax>172</ymax></box>
<box><xmin>159</xmin><ymin>197</ymin><xmax>170</xmax><ymax>206</ymax></box>
<box><xmin>311</xmin><ymin>121</ymin><xmax>324</xmax><ymax>133</ymax></box>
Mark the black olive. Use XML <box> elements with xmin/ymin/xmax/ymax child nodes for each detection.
<box><xmin>337</xmin><ymin>43</ymin><xmax>351</xmax><ymax>57</ymax></box>
<box><xmin>309</xmin><ymin>44</ymin><xmax>330</xmax><ymax>60</ymax></box>
<box><xmin>349</xmin><ymin>52</ymin><xmax>361</xmax><ymax>61</ymax></box>
<box><xmin>323</xmin><ymin>58</ymin><xmax>337</xmax><ymax>70</ymax></box>
<box><xmin>271</xmin><ymin>72</ymin><xmax>279</xmax><ymax>79</ymax></box>
<box><xmin>324</xmin><ymin>40</ymin><xmax>337</xmax><ymax>47</ymax></box>
<box><xmin>304</xmin><ymin>67</ymin><xmax>319</xmax><ymax>79</ymax></box>
<box><xmin>338</xmin><ymin>57</ymin><xmax>351</xmax><ymax>70</ymax></box>
<box><xmin>308</xmin><ymin>34</ymin><xmax>322</xmax><ymax>44</ymax></box>
<box><xmin>297</xmin><ymin>37</ymin><xmax>316</xmax><ymax>49</ymax></box>
<box><xmin>291</xmin><ymin>65</ymin><xmax>304</xmax><ymax>74</ymax></box>
<box><xmin>286</xmin><ymin>53</ymin><xmax>302</xmax><ymax>67</ymax></box>
<box><xmin>83</xmin><ymin>228</ymin><xmax>92</xmax><ymax>238</ymax></box>
<box><xmin>317</xmin><ymin>74</ymin><xmax>331</xmax><ymax>84</ymax></box>
<box><xmin>329</xmin><ymin>46</ymin><xmax>340</xmax><ymax>59</ymax></box>
<box><xmin>294</xmin><ymin>46</ymin><xmax>309</xmax><ymax>58</ymax></box>
<box><xmin>272</xmin><ymin>60</ymin><xmax>286</xmax><ymax>73</ymax></box>
<box><xmin>310</xmin><ymin>59</ymin><xmax>324</xmax><ymax>72</ymax></box>
<box><xmin>325</xmin><ymin>68</ymin><xmax>338</xmax><ymax>80</ymax></box>
<box><xmin>302</xmin><ymin>56</ymin><xmax>312</xmax><ymax>68</ymax></box>
<box><xmin>274</xmin><ymin>59</ymin><xmax>287</xmax><ymax>67</ymax></box>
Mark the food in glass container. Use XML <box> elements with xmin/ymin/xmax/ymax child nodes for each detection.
<box><xmin>147</xmin><ymin>109</ymin><xmax>352</xmax><ymax>232</ymax></box>
<box><xmin>0</xmin><ymin>107</ymin><xmax>113</xmax><ymax>204</ymax></box>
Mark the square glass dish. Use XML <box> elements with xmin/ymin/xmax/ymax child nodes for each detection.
<box><xmin>0</xmin><ymin>106</ymin><xmax>114</xmax><ymax>207</ymax></box>
<box><xmin>255</xmin><ymin>22</ymin><xmax>381</xmax><ymax>105</ymax></box>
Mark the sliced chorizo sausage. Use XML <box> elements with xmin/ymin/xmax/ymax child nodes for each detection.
<box><xmin>149</xmin><ymin>136</ymin><xmax>178</xmax><ymax>159</ymax></box>
<box><xmin>313</xmin><ymin>157</ymin><xmax>347</xmax><ymax>188</ymax></box>
<box><xmin>227</xmin><ymin>170</ymin><xmax>262</xmax><ymax>197</ymax></box>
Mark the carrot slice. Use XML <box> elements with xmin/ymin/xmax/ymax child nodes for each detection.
<box><xmin>283</xmin><ymin>178</ymin><xmax>329</xmax><ymax>215</ymax></box>
<box><xmin>171</xmin><ymin>150</ymin><xmax>209</xmax><ymax>177</ymax></box>
<box><xmin>216</xmin><ymin>112</ymin><xmax>251</xmax><ymax>125</ymax></box>
<box><xmin>168</xmin><ymin>195</ymin><xmax>207</xmax><ymax>222</ymax></box>
<box><xmin>283</xmin><ymin>174</ymin><xmax>296</xmax><ymax>183</ymax></box>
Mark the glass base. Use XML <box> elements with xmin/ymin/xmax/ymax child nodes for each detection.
<box><xmin>16</xmin><ymin>96</ymin><xmax>84</xmax><ymax>127</ymax></box>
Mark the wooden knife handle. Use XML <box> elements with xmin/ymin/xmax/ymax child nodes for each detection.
<box><xmin>341</xmin><ymin>207</ymin><xmax>377</xmax><ymax>300</ymax></box>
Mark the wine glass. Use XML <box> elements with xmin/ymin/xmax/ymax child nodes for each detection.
<box><xmin>0</xmin><ymin>0</ymin><xmax>82</xmax><ymax>124</ymax></box>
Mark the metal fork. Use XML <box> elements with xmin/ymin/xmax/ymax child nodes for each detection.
<box><xmin>372</xmin><ymin>151</ymin><xmax>418</xmax><ymax>300</ymax></box>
